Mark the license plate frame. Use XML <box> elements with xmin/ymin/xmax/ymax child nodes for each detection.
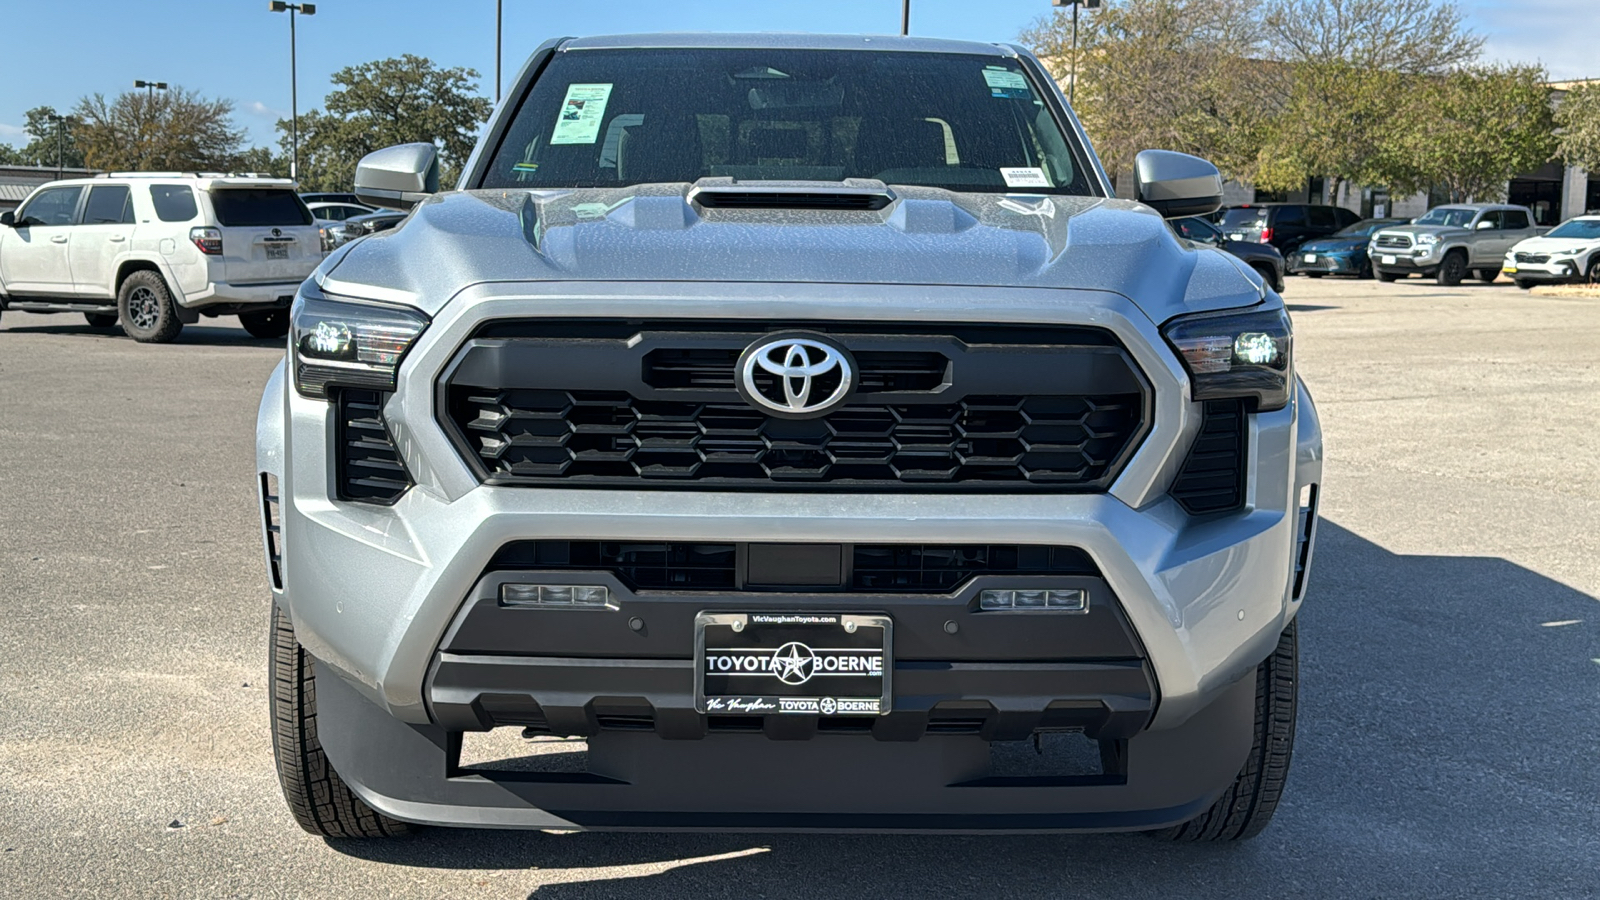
<box><xmin>1303</xmin><ymin>253</ymin><xmax>1317</xmax><ymax>263</ymax></box>
<box><xmin>694</xmin><ymin>612</ymin><xmax>892</xmax><ymax>717</ymax></box>
<box><xmin>265</xmin><ymin>243</ymin><xmax>290</xmax><ymax>261</ymax></box>
<box><xmin>1381</xmin><ymin>254</ymin><xmax>1397</xmax><ymax>265</ymax></box>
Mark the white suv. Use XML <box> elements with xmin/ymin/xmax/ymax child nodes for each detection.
<box><xmin>0</xmin><ymin>173</ymin><xmax>324</xmax><ymax>342</ymax></box>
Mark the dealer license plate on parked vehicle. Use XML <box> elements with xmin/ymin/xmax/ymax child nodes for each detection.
<box><xmin>1381</xmin><ymin>255</ymin><xmax>1396</xmax><ymax>265</ymax></box>
<box><xmin>695</xmin><ymin>612</ymin><xmax>891</xmax><ymax>716</ymax></box>
<box><xmin>265</xmin><ymin>243</ymin><xmax>289</xmax><ymax>260</ymax></box>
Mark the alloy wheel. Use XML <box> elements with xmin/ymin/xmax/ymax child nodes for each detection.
<box><xmin>129</xmin><ymin>286</ymin><xmax>160</xmax><ymax>331</ymax></box>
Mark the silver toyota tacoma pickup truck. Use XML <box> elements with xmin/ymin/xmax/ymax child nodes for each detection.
<box><xmin>257</xmin><ymin>33</ymin><xmax>1322</xmax><ymax>841</ymax></box>
<box><xmin>1369</xmin><ymin>202</ymin><xmax>1543</xmax><ymax>285</ymax></box>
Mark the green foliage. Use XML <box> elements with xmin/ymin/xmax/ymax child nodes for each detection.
<box><xmin>282</xmin><ymin>55</ymin><xmax>492</xmax><ymax>192</ymax></box>
<box><xmin>0</xmin><ymin>106</ymin><xmax>88</xmax><ymax>169</ymax></box>
<box><xmin>1379</xmin><ymin>65</ymin><xmax>1556</xmax><ymax>202</ymax></box>
<box><xmin>1555</xmin><ymin>82</ymin><xmax>1600</xmax><ymax>173</ymax></box>
<box><xmin>1263</xmin><ymin>0</ymin><xmax>1482</xmax><ymax>75</ymax></box>
<box><xmin>232</xmin><ymin>145</ymin><xmax>290</xmax><ymax>179</ymax></box>
<box><xmin>73</xmin><ymin>88</ymin><xmax>246</xmax><ymax>172</ymax></box>
<box><xmin>1019</xmin><ymin>0</ymin><xmax>1275</xmax><ymax>182</ymax></box>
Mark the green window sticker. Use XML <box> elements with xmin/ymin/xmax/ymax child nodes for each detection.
<box><xmin>982</xmin><ymin>66</ymin><xmax>1031</xmax><ymax>99</ymax></box>
<box><xmin>551</xmin><ymin>83</ymin><xmax>614</xmax><ymax>145</ymax></box>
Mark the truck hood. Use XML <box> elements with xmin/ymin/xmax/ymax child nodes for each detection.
<box><xmin>1377</xmin><ymin>224</ymin><xmax>1470</xmax><ymax>240</ymax></box>
<box><xmin>319</xmin><ymin>185</ymin><xmax>1266</xmax><ymax>323</ymax></box>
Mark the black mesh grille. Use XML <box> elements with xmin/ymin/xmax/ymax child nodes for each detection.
<box><xmin>488</xmin><ymin>541</ymin><xmax>1100</xmax><ymax>593</ymax></box>
<box><xmin>1374</xmin><ymin>234</ymin><xmax>1412</xmax><ymax>249</ymax></box>
<box><xmin>260</xmin><ymin>472</ymin><xmax>282</xmax><ymax>590</ymax></box>
<box><xmin>1170</xmin><ymin>399</ymin><xmax>1247</xmax><ymax>516</ymax></box>
<box><xmin>1514</xmin><ymin>252</ymin><xmax>1550</xmax><ymax>264</ymax></box>
<box><xmin>337</xmin><ymin>390</ymin><xmax>412</xmax><ymax>504</ymax></box>
<box><xmin>452</xmin><ymin>390</ymin><xmax>1142</xmax><ymax>488</ymax></box>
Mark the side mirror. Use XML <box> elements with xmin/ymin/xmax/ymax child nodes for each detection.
<box><xmin>0</xmin><ymin>210</ymin><xmax>14</xmax><ymax>227</ymax></box>
<box><xmin>1134</xmin><ymin>150</ymin><xmax>1224</xmax><ymax>219</ymax></box>
<box><xmin>353</xmin><ymin>143</ymin><xmax>440</xmax><ymax>211</ymax></box>
<box><xmin>1475</xmin><ymin>220</ymin><xmax>1494</xmax><ymax>230</ymax></box>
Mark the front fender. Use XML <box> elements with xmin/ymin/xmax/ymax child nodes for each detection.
<box><xmin>257</xmin><ymin>359</ymin><xmax>287</xmax><ymax>479</ymax></box>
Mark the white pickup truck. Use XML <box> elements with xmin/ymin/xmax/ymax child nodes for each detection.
<box><xmin>1368</xmin><ymin>203</ymin><xmax>1544</xmax><ymax>286</ymax></box>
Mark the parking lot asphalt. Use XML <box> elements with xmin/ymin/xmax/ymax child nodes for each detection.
<box><xmin>2</xmin><ymin>277</ymin><xmax>1598</xmax><ymax>899</ymax></box>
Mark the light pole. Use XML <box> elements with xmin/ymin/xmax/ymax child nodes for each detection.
<box><xmin>269</xmin><ymin>1</ymin><xmax>316</xmax><ymax>180</ymax></box>
<box><xmin>495</xmin><ymin>0</ymin><xmax>503</xmax><ymax>103</ymax></box>
<box><xmin>901</xmin><ymin>0</ymin><xmax>910</xmax><ymax>35</ymax></box>
<box><xmin>46</xmin><ymin>113</ymin><xmax>67</xmax><ymax>179</ymax></box>
<box><xmin>1052</xmin><ymin>0</ymin><xmax>1101</xmax><ymax>105</ymax></box>
<box><xmin>133</xmin><ymin>81</ymin><xmax>166</xmax><ymax>170</ymax></box>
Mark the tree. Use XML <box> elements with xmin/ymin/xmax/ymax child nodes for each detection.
<box><xmin>1554</xmin><ymin>82</ymin><xmax>1600</xmax><ymax>173</ymax></box>
<box><xmin>232</xmin><ymin>145</ymin><xmax>290</xmax><ymax>178</ymax></box>
<box><xmin>2</xmin><ymin>106</ymin><xmax>88</xmax><ymax>169</ymax></box>
<box><xmin>1379</xmin><ymin>65</ymin><xmax>1556</xmax><ymax>203</ymax></box>
<box><xmin>1264</xmin><ymin>0</ymin><xmax>1483</xmax><ymax>75</ymax></box>
<box><xmin>1255</xmin><ymin>0</ymin><xmax>1484</xmax><ymax>200</ymax></box>
<box><xmin>282</xmin><ymin>55</ymin><xmax>492</xmax><ymax>192</ymax></box>
<box><xmin>1019</xmin><ymin>0</ymin><xmax>1277</xmax><ymax>184</ymax></box>
<box><xmin>73</xmin><ymin>87</ymin><xmax>246</xmax><ymax>171</ymax></box>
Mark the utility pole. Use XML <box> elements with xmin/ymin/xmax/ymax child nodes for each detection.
<box><xmin>270</xmin><ymin>2</ymin><xmax>317</xmax><ymax>180</ymax></box>
<box><xmin>496</xmin><ymin>0</ymin><xmax>503</xmax><ymax>103</ymax></box>
<box><xmin>47</xmin><ymin>114</ymin><xmax>66</xmax><ymax>179</ymax></box>
<box><xmin>1052</xmin><ymin>0</ymin><xmax>1101</xmax><ymax>105</ymax></box>
<box><xmin>901</xmin><ymin>0</ymin><xmax>910</xmax><ymax>35</ymax></box>
<box><xmin>133</xmin><ymin>81</ymin><xmax>167</xmax><ymax>171</ymax></box>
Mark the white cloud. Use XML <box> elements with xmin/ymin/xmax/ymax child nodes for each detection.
<box><xmin>245</xmin><ymin>100</ymin><xmax>289</xmax><ymax>120</ymax></box>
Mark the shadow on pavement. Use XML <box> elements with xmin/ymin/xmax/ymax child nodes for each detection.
<box><xmin>326</xmin><ymin>521</ymin><xmax>1600</xmax><ymax>898</ymax></box>
<box><xmin>1285</xmin><ymin>304</ymin><xmax>1341</xmax><ymax>313</ymax></box>
<box><xmin>0</xmin><ymin>321</ymin><xmax>277</xmax><ymax>346</ymax></box>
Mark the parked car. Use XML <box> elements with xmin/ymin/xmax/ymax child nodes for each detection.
<box><xmin>1286</xmin><ymin>217</ymin><xmax>1408</xmax><ymax>279</ymax></box>
<box><xmin>1502</xmin><ymin>215</ymin><xmax>1600</xmax><ymax>288</ymax></box>
<box><xmin>0</xmin><ymin>172</ymin><xmax>322</xmax><ymax>340</ymax></box>
<box><xmin>1172</xmin><ymin>216</ymin><xmax>1285</xmax><ymax>291</ymax></box>
<box><xmin>306</xmin><ymin>200</ymin><xmax>376</xmax><ymax>222</ymax></box>
<box><xmin>1369</xmin><ymin>204</ymin><xmax>1543</xmax><ymax>285</ymax></box>
<box><xmin>1216</xmin><ymin>203</ymin><xmax>1361</xmax><ymax>255</ymax></box>
<box><xmin>300</xmin><ymin>192</ymin><xmax>365</xmax><ymax>206</ymax></box>
<box><xmin>257</xmin><ymin>33</ymin><xmax>1321</xmax><ymax>843</ymax></box>
<box><xmin>341</xmin><ymin>209</ymin><xmax>407</xmax><ymax>240</ymax></box>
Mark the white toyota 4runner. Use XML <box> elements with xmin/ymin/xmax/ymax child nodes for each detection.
<box><xmin>0</xmin><ymin>173</ymin><xmax>323</xmax><ymax>341</ymax></box>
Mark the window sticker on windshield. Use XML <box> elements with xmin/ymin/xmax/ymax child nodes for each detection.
<box><xmin>1001</xmin><ymin>167</ymin><xmax>1052</xmax><ymax>189</ymax></box>
<box><xmin>551</xmin><ymin>83</ymin><xmax>614</xmax><ymax>145</ymax></box>
<box><xmin>982</xmin><ymin>66</ymin><xmax>1031</xmax><ymax>99</ymax></box>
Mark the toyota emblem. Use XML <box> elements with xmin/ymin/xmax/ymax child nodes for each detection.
<box><xmin>736</xmin><ymin>334</ymin><xmax>855</xmax><ymax>418</ymax></box>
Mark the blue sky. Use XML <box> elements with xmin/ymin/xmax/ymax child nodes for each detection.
<box><xmin>1</xmin><ymin>0</ymin><xmax>1593</xmax><ymax>150</ymax></box>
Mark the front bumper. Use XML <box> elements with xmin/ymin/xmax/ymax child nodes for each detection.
<box><xmin>256</xmin><ymin>283</ymin><xmax>1323</xmax><ymax>829</ymax></box>
<box><xmin>1502</xmin><ymin>261</ymin><xmax>1581</xmax><ymax>283</ymax></box>
<box><xmin>179</xmin><ymin>279</ymin><xmax>309</xmax><ymax>311</ymax></box>
<box><xmin>1288</xmin><ymin>250</ymin><xmax>1361</xmax><ymax>275</ymax></box>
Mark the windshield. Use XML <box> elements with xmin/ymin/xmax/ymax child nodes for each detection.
<box><xmin>1415</xmin><ymin>207</ymin><xmax>1475</xmax><ymax>228</ymax></box>
<box><xmin>209</xmin><ymin>189</ymin><xmax>313</xmax><ymax>227</ymax></box>
<box><xmin>1545</xmin><ymin>219</ymin><xmax>1600</xmax><ymax>240</ymax></box>
<box><xmin>1219</xmin><ymin>208</ymin><xmax>1268</xmax><ymax>229</ymax></box>
<box><xmin>1336</xmin><ymin>219</ymin><xmax>1401</xmax><ymax>237</ymax></box>
<box><xmin>481</xmin><ymin>48</ymin><xmax>1093</xmax><ymax>195</ymax></box>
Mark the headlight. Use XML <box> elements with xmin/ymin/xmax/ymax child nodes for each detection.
<box><xmin>1552</xmin><ymin>247</ymin><xmax>1583</xmax><ymax>257</ymax></box>
<box><xmin>1415</xmin><ymin>234</ymin><xmax>1439</xmax><ymax>246</ymax></box>
<box><xmin>290</xmin><ymin>287</ymin><xmax>429</xmax><ymax>399</ymax></box>
<box><xmin>1162</xmin><ymin>306</ymin><xmax>1293</xmax><ymax>411</ymax></box>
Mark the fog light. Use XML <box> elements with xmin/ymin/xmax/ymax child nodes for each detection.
<box><xmin>980</xmin><ymin>589</ymin><xmax>1089</xmax><ymax>613</ymax></box>
<box><xmin>500</xmin><ymin>584</ymin><xmax>612</xmax><ymax>608</ymax></box>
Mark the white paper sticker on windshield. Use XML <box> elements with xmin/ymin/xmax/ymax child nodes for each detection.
<box><xmin>983</xmin><ymin>67</ymin><xmax>1031</xmax><ymax>98</ymax></box>
<box><xmin>551</xmin><ymin>83</ymin><xmax>613</xmax><ymax>145</ymax></box>
<box><xmin>1001</xmin><ymin>167</ymin><xmax>1052</xmax><ymax>189</ymax></box>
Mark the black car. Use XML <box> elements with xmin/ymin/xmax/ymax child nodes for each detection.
<box><xmin>1173</xmin><ymin>216</ymin><xmax>1285</xmax><ymax>292</ymax></box>
<box><xmin>1287</xmin><ymin>217</ymin><xmax>1409</xmax><ymax>279</ymax></box>
<box><xmin>343</xmin><ymin>209</ymin><xmax>406</xmax><ymax>238</ymax></box>
<box><xmin>299</xmin><ymin>192</ymin><xmax>365</xmax><ymax>206</ymax></box>
<box><xmin>1217</xmin><ymin>203</ymin><xmax>1361</xmax><ymax>256</ymax></box>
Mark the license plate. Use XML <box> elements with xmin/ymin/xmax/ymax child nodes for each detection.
<box><xmin>1504</xmin><ymin>266</ymin><xmax>1518</xmax><ymax>273</ymax></box>
<box><xmin>1303</xmin><ymin>253</ymin><xmax>1317</xmax><ymax>263</ymax></box>
<box><xmin>1228</xmin><ymin>233</ymin><xmax>1245</xmax><ymax>241</ymax></box>
<box><xmin>1381</xmin><ymin>255</ymin><xmax>1396</xmax><ymax>265</ymax></box>
<box><xmin>695</xmin><ymin>612</ymin><xmax>891</xmax><ymax>716</ymax></box>
<box><xmin>265</xmin><ymin>243</ymin><xmax>289</xmax><ymax>260</ymax></box>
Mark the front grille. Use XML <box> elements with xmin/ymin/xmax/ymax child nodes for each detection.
<box><xmin>1170</xmin><ymin>399</ymin><xmax>1247</xmax><ymax>516</ymax></box>
<box><xmin>336</xmin><ymin>390</ymin><xmax>412</xmax><ymax>504</ymax></box>
<box><xmin>1515</xmin><ymin>252</ymin><xmax>1550</xmax><ymax>264</ymax></box>
<box><xmin>442</xmin><ymin>320</ymin><xmax>1150</xmax><ymax>492</ymax></box>
<box><xmin>260</xmin><ymin>472</ymin><xmax>282</xmax><ymax>590</ymax></box>
<box><xmin>1374</xmin><ymin>234</ymin><xmax>1412</xmax><ymax>250</ymax></box>
<box><xmin>488</xmin><ymin>541</ymin><xmax>1100</xmax><ymax>594</ymax></box>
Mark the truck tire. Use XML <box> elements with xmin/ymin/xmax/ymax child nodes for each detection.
<box><xmin>117</xmin><ymin>270</ymin><xmax>184</xmax><ymax>343</ymax></box>
<box><xmin>1587</xmin><ymin>258</ymin><xmax>1600</xmax><ymax>285</ymax></box>
<box><xmin>84</xmin><ymin>312</ymin><xmax>118</xmax><ymax>329</ymax></box>
<box><xmin>270</xmin><ymin>602</ymin><xmax>415</xmax><ymax>838</ymax></box>
<box><xmin>1154</xmin><ymin>619</ymin><xmax>1298</xmax><ymax>842</ymax></box>
<box><xmin>1516</xmin><ymin>279</ymin><xmax>1535</xmax><ymax>290</ymax></box>
<box><xmin>1377</xmin><ymin>270</ymin><xmax>1400</xmax><ymax>283</ymax></box>
<box><xmin>1474</xmin><ymin>269</ymin><xmax>1499</xmax><ymax>284</ymax></box>
<box><xmin>1251</xmin><ymin>263</ymin><xmax>1283</xmax><ymax>294</ymax></box>
<box><xmin>240</xmin><ymin>309</ymin><xmax>290</xmax><ymax>340</ymax></box>
<box><xmin>1436</xmin><ymin>251</ymin><xmax>1467</xmax><ymax>286</ymax></box>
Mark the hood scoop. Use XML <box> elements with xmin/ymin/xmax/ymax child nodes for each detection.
<box><xmin>687</xmin><ymin>177</ymin><xmax>896</xmax><ymax>211</ymax></box>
